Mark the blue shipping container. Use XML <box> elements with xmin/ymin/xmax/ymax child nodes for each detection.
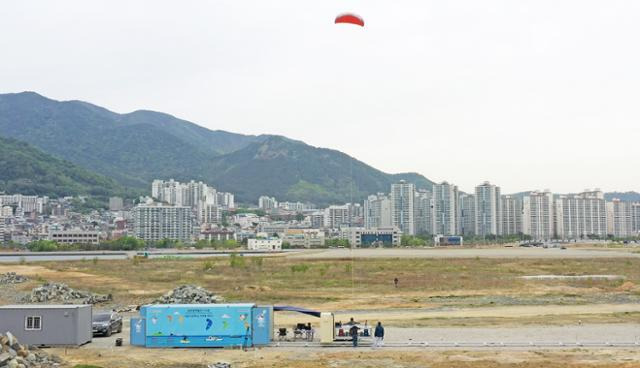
<box><xmin>135</xmin><ymin>303</ymin><xmax>271</xmax><ymax>348</ymax></box>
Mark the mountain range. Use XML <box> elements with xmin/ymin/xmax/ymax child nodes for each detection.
<box><xmin>0</xmin><ymin>92</ymin><xmax>433</xmax><ymax>205</ymax></box>
<box><xmin>1</xmin><ymin>92</ymin><xmax>637</xmax><ymax>205</ymax></box>
<box><xmin>0</xmin><ymin>136</ymin><xmax>126</xmax><ymax>198</ymax></box>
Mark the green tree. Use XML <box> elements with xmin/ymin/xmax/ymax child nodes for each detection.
<box><xmin>26</xmin><ymin>240</ymin><xmax>59</xmax><ymax>252</ymax></box>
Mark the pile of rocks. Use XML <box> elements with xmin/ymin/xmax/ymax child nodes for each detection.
<box><xmin>152</xmin><ymin>285</ymin><xmax>224</xmax><ymax>304</ymax></box>
<box><xmin>0</xmin><ymin>273</ymin><xmax>28</xmax><ymax>285</ymax></box>
<box><xmin>0</xmin><ymin>332</ymin><xmax>63</xmax><ymax>368</ymax></box>
<box><xmin>208</xmin><ymin>363</ymin><xmax>231</xmax><ymax>368</ymax></box>
<box><xmin>22</xmin><ymin>283</ymin><xmax>112</xmax><ymax>304</ymax></box>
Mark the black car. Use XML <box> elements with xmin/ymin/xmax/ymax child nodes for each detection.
<box><xmin>92</xmin><ymin>312</ymin><xmax>123</xmax><ymax>337</ymax></box>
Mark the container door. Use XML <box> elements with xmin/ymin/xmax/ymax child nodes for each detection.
<box><xmin>130</xmin><ymin>318</ymin><xmax>146</xmax><ymax>346</ymax></box>
<box><xmin>252</xmin><ymin>306</ymin><xmax>272</xmax><ymax>346</ymax></box>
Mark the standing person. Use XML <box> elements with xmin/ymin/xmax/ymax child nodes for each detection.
<box><xmin>349</xmin><ymin>324</ymin><xmax>360</xmax><ymax>347</ymax></box>
<box><xmin>394</xmin><ymin>277</ymin><xmax>399</xmax><ymax>288</ymax></box>
<box><xmin>373</xmin><ymin>322</ymin><xmax>385</xmax><ymax>348</ymax></box>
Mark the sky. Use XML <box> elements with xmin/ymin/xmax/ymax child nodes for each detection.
<box><xmin>1</xmin><ymin>1</ymin><xmax>639</xmax><ymax>194</ymax></box>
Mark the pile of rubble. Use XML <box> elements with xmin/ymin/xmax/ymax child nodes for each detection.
<box><xmin>152</xmin><ymin>285</ymin><xmax>224</xmax><ymax>304</ymax></box>
<box><xmin>0</xmin><ymin>273</ymin><xmax>28</xmax><ymax>285</ymax></box>
<box><xmin>208</xmin><ymin>363</ymin><xmax>231</xmax><ymax>368</ymax></box>
<box><xmin>22</xmin><ymin>283</ymin><xmax>112</xmax><ymax>304</ymax></box>
<box><xmin>0</xmin><ymin>332</ymin><xmax>63</xmax><ymax>368</ymax></box>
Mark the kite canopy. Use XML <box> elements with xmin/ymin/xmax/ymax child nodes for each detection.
<box><xmin>335</xmin><ymin>13</ymin><xmax>364</xmax><ymax>27</ymax></box>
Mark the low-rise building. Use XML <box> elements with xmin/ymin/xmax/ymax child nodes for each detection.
<box><xmin>48</xmin><ymin>229</ymin><xmax>101</xmax><ymax>244</ymax></box>
<box><xmin>434</xmin><ymin>235</ymin><xmax>463</xmax><ymax>246</ymax></box>
<box><xmin>343</xmin><ymin>227</ymin><xmax>401</xmax><ymax>247</ymax></box>
<box><xmin>247</xmin><ymin>235</ymin><xmax>282</xmax><ymax>251</ymax></box>
<box><xmin>232</xmin><ymin>213</ymin><xmax>260</xmax><ymax>229</ymax></box>
<box><xmin>283</xmin><ymin>229</ymin><xmax>325</xmax><ymax>248</ymax></box>
<box><xmin>200</xmin><ymin>228</ymin><xmax>236</xmax><ymax>242</ymax></box>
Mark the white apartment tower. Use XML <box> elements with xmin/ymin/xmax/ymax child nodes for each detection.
<box><xmin>414</xmin><ymin>190</ymin><xmax>433</xmax><ymax>235</ymax></box>
<box><xmin>364</xmin><ymin>194</ymin><xmax>393</xmax><ymax>229</ymax></box>
<box><xmin>607</xmin><ymin>199</ymin><xmax>634</xmax><ymax>238</ymax></box>
<box><xmin>523</xmin><ymin>190</ymin><xmax>554</xmax><ymax>240</ymax></box>
<box><xmin>633</xmin><ymin>203</ymin><xmax>640</xmax><ymax>235</ymax></box>
<box><xmin>474</xmin><ymin>182</ymin><xmax>502</xmax><ymax>237</ymax></box>
<box><xmin>432</xmin><ymin>182</ymin><xmax>457</xmax><ymax>236</ymax></box>
<box><xmin>0</xmin><ymin>216</ymin><xmax>5</xmax><ymax>244</ymax></box>
<box><xmin>324</xmin><ymin>205</ymin><xmax>350</xmax><ymax>228</ymax></box>
<box><xmin>152</xmin><ymin>179</ymin><xmax>230</xmax><ymax>209</ymax></box>
<box><xmin>198</xmin><ymin>203</ymin><xmax>222</xmax><ymax>225</ymax></box>
<box><xmin>258</xmin><ymin>196</ymin><xmax>278</xmax><ymax>210</ymax></box>
<box><xmin>391</xmin><ymin>181</ymin><xmax>416</xmax><ymax>235</ymax></box>
<box><xmin>555</xmin><ymin>190</ymin><xmax>607</xmax><ymax>239</ymax></box>
<box><xmin>501</xmin><ymin>195</ymin><xmax>523</xmax><ymax>236</ymax></box>
<box><xmin>133</xmin><ymin>203</ymin><xmax>193</xmax><ymax>242</ymax></box>
<box><xmin>217</xmin><ymin>192</ymin><xmax>235</xmax><ymax>209</ymax></box>
<box><xmin>458</xmin><ymin>193</ymin><xmax>475</xmax><ymax>236</ymax></box>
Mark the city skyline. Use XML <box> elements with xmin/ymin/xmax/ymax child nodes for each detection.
<box><xmin>2</xmin><ymin>1</ymin><xmax>639</xmax><ymax>194</ymax></box>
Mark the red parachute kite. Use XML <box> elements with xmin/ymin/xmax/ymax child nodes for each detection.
<box><xmin>335</xmin><ymin>13</ymin><xmax>364</xmax><ymax>27</ymax></box>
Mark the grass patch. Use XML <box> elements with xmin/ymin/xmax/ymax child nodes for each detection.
<box><xmin>29</xmin><ymin>256</ymin><xmax>640</xmax><ymax>309</ymax></box>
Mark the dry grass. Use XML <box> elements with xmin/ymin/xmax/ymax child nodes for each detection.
<box><xmin>3</xmin><ymin>257</ymin><xmax>640</xmax><ymax>309</ymax></box>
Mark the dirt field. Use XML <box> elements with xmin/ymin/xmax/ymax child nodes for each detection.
<box><xmin>3</xmin><ymin>253</ymin><xmax>640</xmax><ymax>367</ymax></box>
<box><xmin>52</xmin><ymin>347</ymin><xmax>640</xmax><ymax>368</ymax></box>
<box><xmin>2</xmin><ymin>256</ymin><xmax>640</xmax><ymax>320</ymax></box>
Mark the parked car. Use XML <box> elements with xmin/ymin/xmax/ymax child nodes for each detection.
<box><xmin>92</xmin><ymin>312</ymin><xmax>122</xmax><ymax>337</ymax></box>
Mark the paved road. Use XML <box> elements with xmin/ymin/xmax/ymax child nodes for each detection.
<box><xmin>0</xmin><ymin>250</ymin><xmax>285</xmax><ymax>263</ymax></box>
<box><xmin>1</xmin><ymin>247</ymin><xmax>637</xmax><ymax>263</ymax></box>
<box><xmin>87</xmin><ymin>320</ymin><xmax>640</xmax><ymax>349</ymax></box>
<box><xmin>386</xmin><ymin>324</ymin><xmax>640</xmax><ymax>344</ymax></box>
<box><xmin>288</xmin><ymin>247</ymin><xmax>640</xmax><ymax>259</ymax></box>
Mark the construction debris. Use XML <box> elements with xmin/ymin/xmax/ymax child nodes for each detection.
<box><xmin>0</xmin><ymin>272</ymin><xmax>28</xmax><ymax>284</ymax></box>
<box><xmin>0</xmin><ymin>331</ymin><xmax>63</xmax><ymax>368</ymax></box>
<box><xmin>152</xmin><ymin>285</ymin><xmax>224</xmax><ymax>304</ymax></box>
<box><xmin>208</xmin><ymin>363</ymin><xmax>231</xmax><ymax>368</ymax></box>
<box><xmin>22</xmin><ymin>283</ymin><xmax>112</xmax><ymax>304</ymax></box>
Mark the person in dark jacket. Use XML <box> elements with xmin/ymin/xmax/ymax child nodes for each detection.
<box><xmin>349</xmin><ymin>324</ymin><xmax>360</xmax><ymax>347</ymax></box>
<box><xmin>373</xmin><ymin>322</ymin><xmax>384</xmax><ymax>348</ymax></box>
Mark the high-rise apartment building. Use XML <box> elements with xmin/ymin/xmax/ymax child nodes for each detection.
<box><xmin>216</xmin><ymin>192</ymin><xmax>235</xmax><ymax>209</ymax></box>
<box><xmin>198</xmin><ymin>203</ymin><xmax>222</xmax><ymax>225</ymax></box>
<box><xmin>414</xmin><ymin>190</ymin><xmax>433</xmax><ymax>235</ymax></box>
<box><xmin>133</xmin><ymin>203</ymin><xmax>193</xmax><ymax>242</ymax></box>
<box><xmin>607</xmin><ymin>199</ymin><xmax>634</xmax><ymax>238</ymax></box>
<box><xmin>458</xmin><ymin>193</ymin><xmax>475</xmax><ymax>236</ymax></box>
<box><xmin>152</xmin><ymin>179</ymin><xmax>232</xmax><ymax>209</ymax></box>
<box><xmin>633</xmin><ymin>203</ymin><xmax>640</xmax><ymax>234</ymax></box>
<box><xmin>474</xmin><ymin>182</ymin><xmax>502</xmax><ymax>237</ymax></box>
<box><xmin>501</xmin><ymin>195</ymin><xmax>523</xmax><ymax>236</ymax></box>
<box><xmin>258</xmin><ymin>196</ymin><xmax>278</xmax><ymax>210</ymax></box>
<box><xmin>0</xmin><ymin>216</ymin><xmax>5</xmax><ymax>244</ymax></box>
<box><xmin>432</xmin><ymin>182</ymin><xmax>457</xmax><ymax>235</ymax></box>
<box><xmin>555</xmin><ymin>190</ymin><xmax>607</xmax><ymax>239</ymax></box>
<box><xmin>523</xmin><ymin>190</ymin><xmax>554</xmax><ymax>240</ymax></box>
<box><xmin>364</xmin><ymin>194</ymin><xmax>393</xmax><ymax>229</ymax></box>
<box><xmin>391</xmin><ymin>181</ymin><xmax>416</xmax><ymax>235</ymax></box>
<box><xmin>0</xmin><ymin>195</ymin><xmax>43</xmax><ymax>214</ymax></box>
<box><xmin>324</xmin><ymin>205</ymin><xmax>350</xmax><ymax>228</ymax></box>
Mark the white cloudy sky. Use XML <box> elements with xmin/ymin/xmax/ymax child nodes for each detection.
<box><xmin>2</xmin><ymin>1</ymin><xmax>639</xmax><ymax>194</ymax></box>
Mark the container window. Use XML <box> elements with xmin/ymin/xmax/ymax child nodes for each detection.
<box><xmin>25</xmin><ymin>316</ymin><xmax>42</xmax><ymax>331</ymax></box>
